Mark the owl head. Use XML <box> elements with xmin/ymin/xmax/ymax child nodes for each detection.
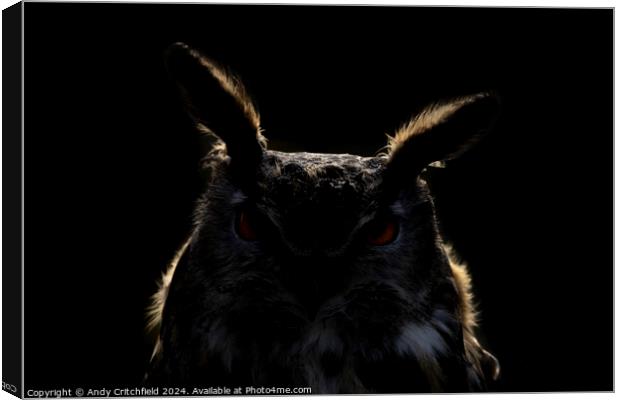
<box><xmin>146</xmin><ymin>43</ymin><xmax>500</xmax><ymax>393</ymax></box>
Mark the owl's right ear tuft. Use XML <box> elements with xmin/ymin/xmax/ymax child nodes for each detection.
<box><xmin>165</xmin><ymin>42</ymin><xmax>266</xmax><ymax>175</ymax></box>
<box><xmin>383</xmin><ymin>93</ymin><xmax>500</xmax><ymax>179</ymax></box>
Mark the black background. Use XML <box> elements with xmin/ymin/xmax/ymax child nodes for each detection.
<box><xmin>23</xmin><ymin>3</ymin><xmax>612</xmax><ymax>392</ymax></box>
<box><xmin>3</xmin><ymin>2</ymin><xmax>23</xmax><ymax>396</ymax></box>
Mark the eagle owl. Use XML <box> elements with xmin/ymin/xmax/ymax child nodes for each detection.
<box><xmin>146</xmin><ymin>42</ymin><xmax>500</xmax><ymax>393</ymax></box>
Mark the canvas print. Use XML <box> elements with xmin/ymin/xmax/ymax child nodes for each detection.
<box><xmin>2</xmin><ymin>2</ymin><xmax>613</xmax><ymax>397</ymax></box>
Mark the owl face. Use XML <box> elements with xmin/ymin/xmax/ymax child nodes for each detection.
<box><xmin>193</xmin><ymin>150</ymin><xmax>438</xmax><ymax>319</ymax></box>
<box><xmin>147</xmin><ymin>43</ymin><xmax>500</xmax><ymax>393</ymax></box>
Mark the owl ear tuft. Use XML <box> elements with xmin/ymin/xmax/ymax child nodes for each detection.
<box><xmin>165</xmin><ymin>42</ymin><xmax>266</xmax><ymax>175</ymax></box>
<box><xmin>384</xmin><ymin>93</ymin><xmax>500</xmax><ymax>180</ymax></box>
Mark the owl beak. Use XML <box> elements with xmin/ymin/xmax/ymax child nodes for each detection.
<box><xmin>278</xmin><ymin>255</ymin><xmax>349</xmax><ymax>319</ymax></box>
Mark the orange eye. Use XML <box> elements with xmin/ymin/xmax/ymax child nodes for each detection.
<box><xmin>366</xmin><ymin>217</ymin><xmax>399</xmax><ymax>246</ymax></box>
<box><xmin>236</xmin><ymin>209</ymin><xmax>258</xmax><ymax>241</ymax></box>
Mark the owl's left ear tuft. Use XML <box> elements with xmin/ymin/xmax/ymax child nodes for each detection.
<box><xmin>164</xmin><ymin>42</ymin><xmax>267</xmax><ymax>177</ymax></box>
<box><xmin>384</xmin><ymin>92</ymin><xmax>500</xmax><ymax>177</ymax></box>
